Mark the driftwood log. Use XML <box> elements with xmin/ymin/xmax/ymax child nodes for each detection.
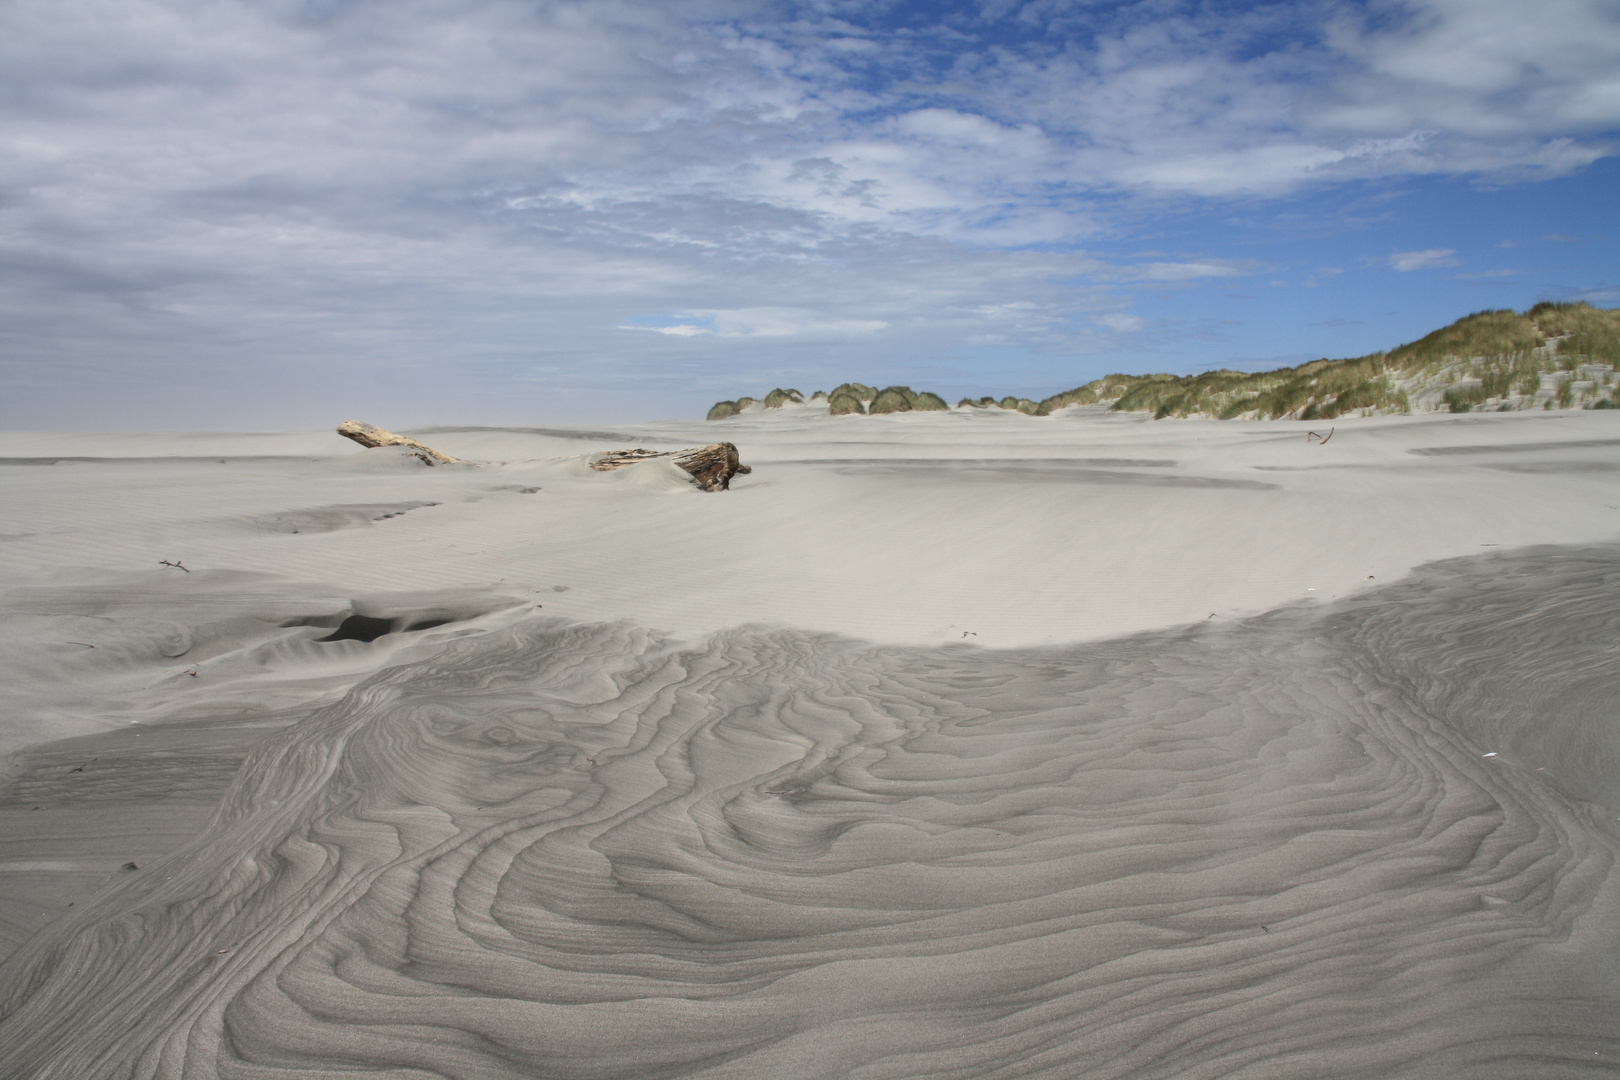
<box><xmin>337</xmin><ymin>420</ymin><xmax>463</xmax><ymax>465</ymax></box>
<box><xmin>590</xmin><ymin>442</ymin><xmax>751</xmax><ymax>492</ymax></box>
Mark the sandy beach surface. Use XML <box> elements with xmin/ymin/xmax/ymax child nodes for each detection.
<box><xmin>1</xmin><ymin>406</ymin><xmax>1618</xmax><ymax>1077</ymax></box>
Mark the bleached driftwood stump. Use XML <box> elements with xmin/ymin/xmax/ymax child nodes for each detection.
<box><xmin>337</xmin><ymin>421</ymin><xmax>464</xmax><ymax>465</ymax></box>
<box><xmin>591</xmin><ymin>442</ymin><xmax>750</xmax><ymax>491</ymax></box>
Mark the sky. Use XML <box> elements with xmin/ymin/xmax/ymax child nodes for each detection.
<box><xmin>3</xmin><ymin>0</ymin><xmax>1619</xmax><ymax>428</ymax></box>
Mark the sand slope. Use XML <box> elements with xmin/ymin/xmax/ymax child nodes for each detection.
<box><xmin>0</xmin><ymin>409</ymin><xmax>1617</xmax><ymax>1077</ymax></box>
<box><xmin>4</xmin><ymin>409</ymin><xmax>1619</xmax><ymax>681</ymax></box>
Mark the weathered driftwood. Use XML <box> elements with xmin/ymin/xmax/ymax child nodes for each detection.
<box><xmin>337</xmin><ymin>420</ymin><xmax>463</xmax><ymax>465</ymax></box>
<box><xmin>590</xmin><ymin>442</ymin><xmax>751</xmax><ymax>492</ymax></box>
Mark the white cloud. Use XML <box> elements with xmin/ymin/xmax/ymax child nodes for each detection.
<box><xmin>1092</xmin><ymin>313</ymin><xmax>1147</xmax><ymax>332</ymax></box>
<box><xmin>1565</xmin><ymin>283</ymin><xmax>1620</xmax><ymax>305</ymax></box>
<box><xmin>687</xmin><ymin>308</ymin><xmax>889</xmax><ymax>338</ymax></box>
<box><xmin>1125</xmin><ymin>260</ymin><xmax>1255</xmax><ymax>282</ymax></box>
<box><xmin>1321</xmin><ymin>0</ymin><xmax>1620</xmax><ymax>132</ymax></box>
<box><xmin>635</xmin><ymin>324</ymin><xmax>713</xmax><ymax>336</ymax></box>
<box><xmin>1387</xmin><ymin>249</ymin><xmax>1462</xmax><ymax>271</ymax></box>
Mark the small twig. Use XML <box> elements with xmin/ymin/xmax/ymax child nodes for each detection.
<box><xmin>158</xmin><ymin>559</ymin><xmax>190</xmax><ymax>573</ymax></box>
<box><xmin>66</xmin><ymin>641</ymin><xmax>95</xmax><ymax>648</ymax></box>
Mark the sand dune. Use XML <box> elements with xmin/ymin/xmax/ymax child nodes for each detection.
<box><xmin>1</xmin><ymin>409</ymin><xmax>1617</xmax><ymax>1077</ymax></box>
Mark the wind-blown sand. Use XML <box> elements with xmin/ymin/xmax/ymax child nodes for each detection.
<box><xmin>1</xmin><ymin>407</ymin><xmax>1617</xmax><ymax>1077</ymax></box>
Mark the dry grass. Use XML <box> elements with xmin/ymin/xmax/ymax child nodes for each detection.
<box><xmin>1029</xmin><ymin>303</ymin><xmax>1619</xmax><ymax>419</ymax></box>
<box><xmin>706</xmin><ymin>304</ymin><xmax>1620</xmax><ymax>421</ymax></box>
<box><xmin>1532</xmin><ymin>301</ymin><xmax>1620</xmax><ymax>364</ymax></box>
<box><xmin>828</xmin><ymin>388</ymin><xmax>866</xmax><ymax>415</ymax></box>
<box><xmin>867</xmin><ymin>386</ymin><xmax>950</xmax><ymax>414</ymax></box>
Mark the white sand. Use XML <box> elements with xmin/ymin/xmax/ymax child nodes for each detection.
<box><xmin>28</xmin><ymin>412</ymin><xmax>1620</xmax><ymax>645</ymax></box>
<box><xmin>1</xmin><ymin>407</ymin><xmax>1618</xmax><ymax>1077</ymax></box>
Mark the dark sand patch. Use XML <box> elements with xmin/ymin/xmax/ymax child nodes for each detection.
<box><xmin>0</xmin><ymin>457</ymin><xmax>320</xmax><ymax>467</ymax></box>
<box><xmin>1409</xmin><ymin>438</ymin><xmax>1620</xmax><ymax>456</ymax></box>
<box><xmin>256</xmin><ymin>501</ymin><xmax>439</xmax><ymax>535</ymax></box>
<box><xmin>802</xmin><ymin>459</ymin><xmax>1277</xmax><ymax>490</ymax></box>
<box><xmin>1478</xmin><ymin>460</ymin><xmax>1620</xmax><ymax>474</ymax></box>
<box><xmin>794</xmin><ymin>457</ymin><xmax>1178</xmax><ymax>468</ymax></box>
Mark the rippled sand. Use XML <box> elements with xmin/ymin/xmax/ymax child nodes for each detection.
<box><xmin>2</xmin><ymin>411</ymin><xmax>1619</xmax><ymax>1076</ymax></box>
<box><xmin>2</xmin><ymin>544</ymin><xmax>1618</xmax><ymax>1078</ymax></box>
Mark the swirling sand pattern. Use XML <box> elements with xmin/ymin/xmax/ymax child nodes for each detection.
<box><xmin>2</xmin><ymin>549</ymin><xmax>1619</xmax><ymax>1078</ymax></box>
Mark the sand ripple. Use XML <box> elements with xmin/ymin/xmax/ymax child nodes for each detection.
<box><xmin>2</xmin><ymin>548</ymin><xmax>1618</xmax><ymax>1078</ymax></box>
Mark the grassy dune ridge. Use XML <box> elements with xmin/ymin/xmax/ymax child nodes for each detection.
<box><xmin>708</xmin><ymin>302</ymin><xmax>1620</xmax><ymax>420</ymax></box>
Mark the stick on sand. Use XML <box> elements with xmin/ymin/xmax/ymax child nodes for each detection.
<box><xmin>336</xmin><ymin>421</ymin><xmax>464</xmax><ymax>464</ymax></box>
<box><xmin>591</xmin><ymin>442</ymin><xmax>751</xmax><ymax>491</ymax></box>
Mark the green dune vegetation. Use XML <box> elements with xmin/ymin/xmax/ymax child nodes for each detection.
<box><xmin>956</xmin><ymin>395</ymin><xmax>1040</xmax><ymax>414</ymax></box>
<box><xmin>827</xmin><ymin>382</ymin><xmax>875</xmax><ymax>415</ymax></box>
<box><xmin>705</xmin><ymin>396</ymin><xmax>756</xmax><ymax>420</ymax></box>
<box><xmin>706</xmin><ymin>303</ymin><xmax>1620</xmax><ymax>420</ymax></box>
<box><xmin>707</xmin><ymin>389</ymin><xmax>802</xmax><ymax>419</ymax></box>
<box><xmin>868</xmin><ymin>386</ymin><xmax>950</xmax><ymax>413</ymax></box>
<box><xmin>763</xmin><ymin>388</ymin><xmax>805</xmax><ymax>408</ymax></box>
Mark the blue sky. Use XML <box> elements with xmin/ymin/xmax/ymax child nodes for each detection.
<box><xmin>3</xmin><ymin>0</ymin><xmax>1618</xmax><ymax>427</ymax></box>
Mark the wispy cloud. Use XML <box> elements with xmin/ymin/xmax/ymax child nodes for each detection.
<box><xmin>1123</xmin><ymin>261</ymin><xmax>1258</xmax><ymax>283</ymax></box>
<box><xmin>628</xmin><ymin>308</ymin><xmax>889</xmax><ymax>339</ymax></box>
<box><xmin>1387</xmin><ymin>249</ymin><xmax>1463</xmax><ymax>271</ymax></box>
<box><xmin>1092</xmin><ymin>313</ymin><xmax>1148</xmax><ymax>333</ymax></box>
<box><xmin>631</xmin><ymin>324</ymin><xmax>714</xmax><ymax>337</ymax></box>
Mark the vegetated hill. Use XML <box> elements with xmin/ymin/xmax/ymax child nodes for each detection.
<box><xmin>707</xmin><ymin>388</ymin><xmax>805</xmax><ymax>420</ymax></box>
<box><xmin>705</xmin><ymin>303</ymin><xmax>1620</xmax><ymax>420</ymax></box>
<box><xmin>1050</xmin><ymin>302</ymin><xmax>1620</xmax><ymax>419</ymax></box>
<box><xmin>709</xmin><ymin>383</ymin><xmax>946</xmax><ymax>418</ymax></box>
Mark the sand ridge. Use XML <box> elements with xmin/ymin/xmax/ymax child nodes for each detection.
<box><xmin>2</xmin><ymin>410</ymin><xmax>1617</xmax><ymax>684</ymax></box>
